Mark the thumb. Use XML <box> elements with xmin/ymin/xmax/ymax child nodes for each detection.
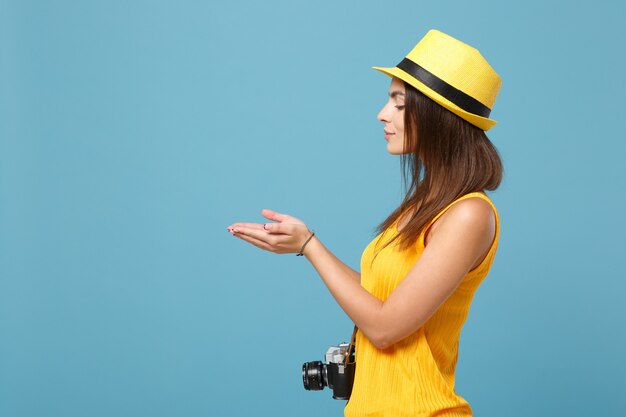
<box><xmin>261</xmin><ymin>208</ymin><xmax>288</xmax><ymax>223</ymax></box>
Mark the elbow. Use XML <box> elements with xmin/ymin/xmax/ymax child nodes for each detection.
<box><xmin>372</xmin><ymin>338</ymin><xmax>392</xmax><ymax>350</ymax></box>
<box><xmin>367</xmin><ymin>322</ymin><xmax>424</xmax><ymax>350</ymax></box>
<box><xmin>364</xmin><ymin>303</ymin><xmax>422</xmax><ymax>350</ymax></box>
<box><xmin>368</xmin><ymin>330</ymin><xmax>395</xmax><ymax>350</ymax></box>
<box><xmin>364</xmin><ymin>311</ymin><xmax>401</xmax><ymax>349</ymax></box>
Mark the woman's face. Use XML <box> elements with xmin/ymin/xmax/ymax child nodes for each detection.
<box><xmin>377</xmin><ymin>77</ymin><xmax>406</xmax><ymax>155</ymax></box>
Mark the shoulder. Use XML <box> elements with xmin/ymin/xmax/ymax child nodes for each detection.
<box><xmin>447</xmin><ymin>196</ymin><xmax>495</xmax><ymax>224</ymax></box>
<box><xmin>426</xmin><ymin>195</ymin><xmax>496</xmax><ymax>247</ymax></box>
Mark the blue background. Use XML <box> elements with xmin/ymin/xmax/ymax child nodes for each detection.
<box><xmin>1</xmin><ymin>1</ymin><xmax>625</xmax><ymax>416</ymax></box>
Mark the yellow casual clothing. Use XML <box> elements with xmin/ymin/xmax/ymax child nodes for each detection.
<box><xmin>344</xmin><ymin>192</ymin><xmax>500</xmax><ymax>417</ymax></box>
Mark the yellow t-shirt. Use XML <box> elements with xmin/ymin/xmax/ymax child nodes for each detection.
<box><xmin>344</xmin><ymin>192</ymin><xmax>500</xmax><ymax>417</ymax></box>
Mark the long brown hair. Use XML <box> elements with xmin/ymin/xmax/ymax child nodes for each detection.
<box><xmin>371</xmin><ymin>80</ymin><xmax>503</xmax><ymax>261</ymax></box>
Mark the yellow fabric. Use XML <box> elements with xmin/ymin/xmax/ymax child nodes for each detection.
<box><xmin>344</xmin><ymin>192</ymin><xmax>500</xmax><ymax>417</ymax></box>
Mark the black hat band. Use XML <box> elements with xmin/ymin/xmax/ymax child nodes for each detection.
<box><xmin>396</xmin><ymin>58</ymin><xmax>492</xmax><ymax>118</ymax></box>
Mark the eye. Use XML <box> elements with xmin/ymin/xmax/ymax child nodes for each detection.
<box><xmin>395</xmin><ymin>105</ymin><xmax>405</xmax><ymax>110</ymax></box>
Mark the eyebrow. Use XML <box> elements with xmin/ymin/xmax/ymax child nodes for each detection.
<box><xmin>389</xmin><ymin>91</ymin><xmax>405</xmax><ymax>98</ymax></box>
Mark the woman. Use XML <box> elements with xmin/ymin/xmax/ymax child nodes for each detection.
<box><xmin>227</xmin><ymin>29</ymin><xmax>503</xmax><ymax>416</ymax></box>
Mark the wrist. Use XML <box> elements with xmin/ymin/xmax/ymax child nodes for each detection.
<box><xmin>302</xmin><ymin>234</ymin><xmax>321</xmax><ymax>258</ymax></box>
<box><xmin>296</xmin><ymin>229</ymin><xmax>315</xmax><ymax>256</ymax></box>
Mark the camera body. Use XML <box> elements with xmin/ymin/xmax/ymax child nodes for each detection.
<box><xmin>302</xmin><ymin>342</ymin><xmax>356</xmax><ymax>400</ymax></box>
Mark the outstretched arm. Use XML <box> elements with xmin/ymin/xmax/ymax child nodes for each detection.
<box><xmin>228</xmin><ymin>198</ymin><xmax>495</xmax><ymax>349</ymax></box>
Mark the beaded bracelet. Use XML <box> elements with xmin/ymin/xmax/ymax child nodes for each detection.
<box><xmin>296</xmin><ymin>231</ymin><xmax>315</xmax><ymax>256</ymax></box>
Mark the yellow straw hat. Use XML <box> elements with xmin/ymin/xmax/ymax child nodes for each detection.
<box><xmin>372</xmin><ymin>29</ymin><xmax>502</xmax><ymax>131</ymax></box>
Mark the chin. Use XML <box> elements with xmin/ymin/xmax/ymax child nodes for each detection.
<box><xmin>387</xmin><ymin>144</ymin><xmax>404</xmax><ymax>155</ymax></box>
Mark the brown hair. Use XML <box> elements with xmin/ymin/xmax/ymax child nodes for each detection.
<box><xmin>370</xmin><ymin>80</ymin><xmax>503</xmax><ymax>262</ymax></box>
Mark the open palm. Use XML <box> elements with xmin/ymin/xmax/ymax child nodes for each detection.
<box><xmin>227</xmin><ymin>209</ymin><xmax>312</xmax><ymax>255</ymax></box>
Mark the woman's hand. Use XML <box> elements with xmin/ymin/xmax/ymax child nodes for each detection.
<box><xmin>227</xmin><ymin>209</ymin><xmax>313</xmax><ymax>255</ymax></box>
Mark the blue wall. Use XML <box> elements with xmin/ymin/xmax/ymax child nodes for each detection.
<box><xmin>1</xmin><ymin>1</ymin><xmax>625</xmax><ymax>416</ymax></box>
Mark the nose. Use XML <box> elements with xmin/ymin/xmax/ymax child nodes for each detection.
<box><xmin>377</xmin><ymin>102</ymin><xmax>392</xmax><ymax>123</ymax></box>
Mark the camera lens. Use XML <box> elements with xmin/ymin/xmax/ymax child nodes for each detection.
<box><xmin>302</xmin><ymin>361</ymin><xmax>325</xmax><ymax>391</ymax></box>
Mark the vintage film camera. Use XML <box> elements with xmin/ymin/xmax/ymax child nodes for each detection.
<box><xmin>301</xmin><ymin>327</ymin><xmax>357</xmax><ymax>400</ymax></box>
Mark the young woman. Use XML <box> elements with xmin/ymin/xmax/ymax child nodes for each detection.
<box><xmin>227</xmin><ymin>29</ymin><xmax>503</xmax><ymax>416</ymax></box>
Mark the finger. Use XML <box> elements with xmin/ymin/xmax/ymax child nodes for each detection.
<box><xmin>261</xmin><ymin>209</ymin><xmax>289</xmax><ymax>223</ymax></box>
<box><xmin>228</xmin><ymin>222</ymin><xmax>265</xmax><ymax>231</ymax></box>
<box><xmin>234</xmin><ymin>226</ymin><xmax>273</xmax><ymax>244</ymax></box>
<box><xmin>234</xmin><ymin>231</ymin><xmax>275</xmax><ymax>253</ymax></box>
<box><xmin>264</xmin><ymin>222</ymin><xmax>294</xmax><ymax>235</ymax></box>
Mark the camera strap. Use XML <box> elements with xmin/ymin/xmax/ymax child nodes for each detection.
<box><xmin>344</xmin><ymin>325</ymin><xmax>358</xmax><ymax>366</ymax></box>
